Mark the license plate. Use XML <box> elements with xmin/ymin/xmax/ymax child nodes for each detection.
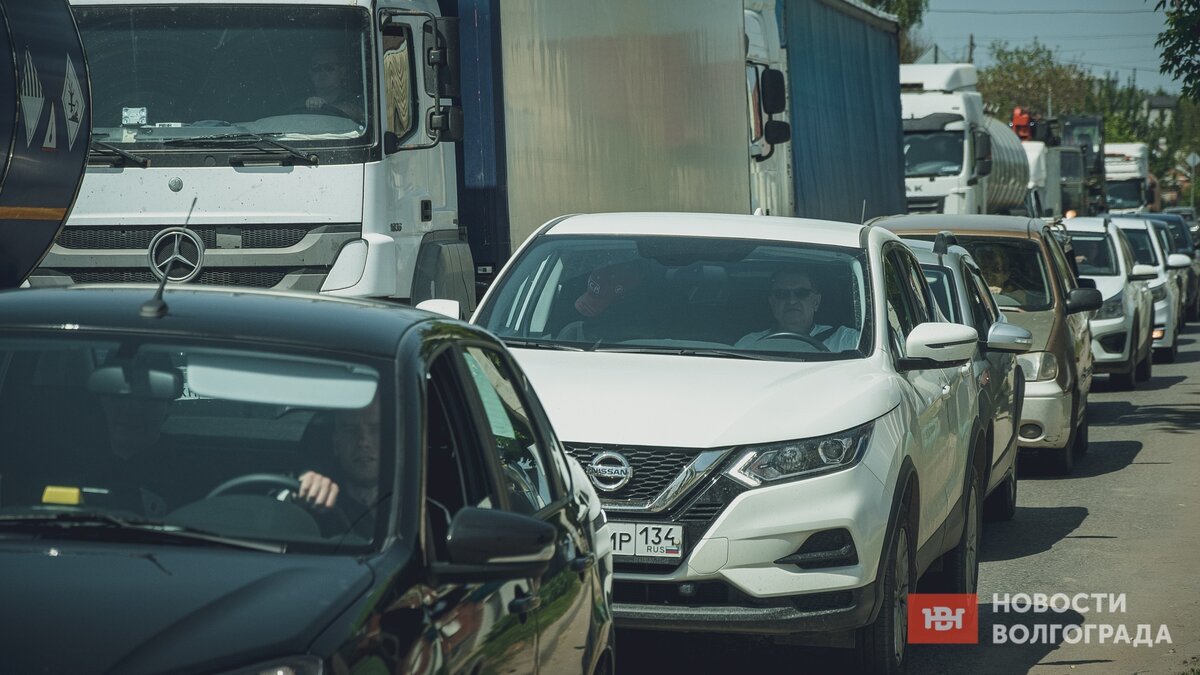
<box><xmin>609</xmin><ymin>522</ymin><xmax>684</xmax><ymax>558</ymax></box>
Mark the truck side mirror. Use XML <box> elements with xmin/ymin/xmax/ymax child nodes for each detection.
<box><xmin>422</xmin><ymin>18</ymin><xmax>461</xmax><ymax>99</ymax></box>
<box><xmin>763</xmin><ymin>119</ymin><xmax>791</xmax><ymax>145</ymax></box>
<box><xmin>973</xmin><ymin>130</ymin><xmax>991</xmax><ymax>161</ymax></box>
<box><xmin>760</xmin><ymin>68</ymin><xmax>787</xmax><ymax>115</ymax></box>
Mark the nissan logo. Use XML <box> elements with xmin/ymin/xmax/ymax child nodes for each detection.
<box><xmin>147</xmin><ymin>227</ymin><xmax>205</xmax><ymax>283</ymax></box>
<box><xmin>587</xmin><ymin>451</ymin><xmax>633</xmax><ymax>492</ymax></box>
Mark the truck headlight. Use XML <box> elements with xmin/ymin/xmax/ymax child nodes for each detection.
<box><xmin>726</xmin><ymin>421</ymin><xmax>873</xmax><ymax>487</ymax></box>
<box><xmin>1017</xmin><ymin>351</ymin><xmax>1059</xmax><ymax>382</ymax></box>
<box><xmin>1150</xmin><ymin>282</ymin><xmax>1167</xmax><ymax>303</ymax></box>
<box><xmin>1096</xmin><ymin>291</ymin><xmax>1125</xmax><ymax>319</ymax></box>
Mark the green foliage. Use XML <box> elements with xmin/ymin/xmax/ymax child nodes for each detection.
<box><xmin>977</xmin><ymin>41</ymin><xmax>1093</xmax><ymax>118</ymax></box>
<box><xmin>1155</xmin><ymin>0</ymin><xmax>1200</xmax><ymax>102</ymax></box>
<box><xmin>862</xmin><ymin>0</ymin><xmax>928</xmax><ymax>30</ymax></box>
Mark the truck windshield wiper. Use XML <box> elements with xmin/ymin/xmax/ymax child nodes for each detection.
<box><xmin>0</xmin><ymin>512</ymin><xmax>285</xmax><ymax>553</ymax></box>
<box><xmin>89</xmin><ymin>140</ymin><xmax>151</xmax><ymax>168</ymax></box>
<box><xmin>502</xmin><ymin>338</ymin><xmax>584</xmax><ymax>352</ymax></box>
<box><xmin>163</xmin><ymin>133</ymin><xmax>317</xmax><ymax>165</ymax></box>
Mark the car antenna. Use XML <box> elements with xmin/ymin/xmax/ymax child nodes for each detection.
<box><xmin>860</xmin><ymin>200</ymin><xmax>867</xmax><ymax>225</ymax></box>
<box><xmin>140</xmin><ymin>196</ymin><xmax>198</xmax><ymax>319</ymax></box>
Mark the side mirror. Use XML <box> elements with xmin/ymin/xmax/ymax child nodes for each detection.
<box><xmin>1167</xmin><ymin>253</ymin><xmax>1192</xmax><ymax>269</ymax></box>
<box><xmin>1129</xmin><ymin>264</ymin><xmax>1157</xmax><ymax>281</ymax></box>
<box><xmin>974</xmin><ymin>130</ymin><xmax>992</xmax><ymax>161</ymax></box>
<box><xmin>901</xmin><ymin>322</ymin><xmax>978</xmax><ymax>368</ymax></box>
<box><xmin>763</xmin><ymin>119</ymin><xmax>791</xmax><ymax>146</ymax></box>
<box><xmin>433</xmin><ymin>508</ymin><xmax>556</xmax><ymax>582</ymax></box>
<box><xmin>415</xmin><ymin>298</ymin><xmax>461</xmax><ymax>319</ymax></box>
<box><xmin>1064</xmin><ymin>287</ymin><xmax>1103</xmax><ymax>314</ymax></box>
<box><xmin>422</xmin><ymin>17</ymin><xmax>460</xmax><ymax>99</ymax></box>
<box><xmin>1076</xmin><ymin>277</ymin><xmax>1097</xmax><ymax>290</ymax></box>
<box><xmin>760</xmin><ymin>68</ymin><xmax>787</xmax><ymax>115</ymax></box>
<box><xmin>976</xmin><ymin>158</ymin><xmax>993</xmax><ymax>178</ymax></box>
<box><xmin>985</xmin><ymin>322</ymin><xmax>1033</xmax><ymax>353</ymax></box>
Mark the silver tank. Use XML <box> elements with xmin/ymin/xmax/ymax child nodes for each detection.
<box><xmin>983</xmin><ymin>115</ymin><xmax>1030</xmax><ymax>213</ymax></box>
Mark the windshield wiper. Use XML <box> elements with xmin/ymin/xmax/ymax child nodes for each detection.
<box><xmin>591</xmin><ymin>346</ymin><xmax>771</xmax><ymax>360</ymax></box>
<box><xmin>0</xmin><ymin>512</ymin><xmax>284</xmax><ymax>553</ymax></box>
<box><xmin>89</xmin><ymin>140</ymin><xmax>151</xmax><ymax>168</ymax></box>
<box><xmin>163</xmin><ymin>133</ymin><xmax>317</xmax><ymax>165</ymax></box>
<box><xmin>502</xmin><ymin>339</ymin><xmax>585</xmax><ymax>352</ymax></box>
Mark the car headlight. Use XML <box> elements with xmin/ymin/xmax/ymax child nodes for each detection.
<box><xmin>219</xmin><ymin>657</ymin><xmax>323</xmax><ymax>675</ymax></box>
<box><xmin>1095</xmin><ymin>290</ymin><xmax>1125</xmax><ymax>319</ymax></box>
<box><xmin>1150</xmin><ymin>282</ymin><xmax>1168</xmax><ymax>302</ymax></box>
<box><xmin>1017</xmin><ymin>351</ymin><xmax>1059</xmax><ymax>382</ymax></box>
<box><xmin>726</xmin><ymin>421</ymin><xmax>873</xmax><ymax>488</ymax></box>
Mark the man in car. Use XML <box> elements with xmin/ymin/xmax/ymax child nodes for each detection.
<box><xmin>296</xmin><ymin>400</ymin><xmax>382</xmax><ymax>534</ymax></box>
<box><xmin>735</xmin><ymin>268</ymin><xmax>860</xmax><ymax>351</ymax></box>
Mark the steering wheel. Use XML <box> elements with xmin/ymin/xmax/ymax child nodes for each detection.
<box><xmin>207</xmin><ymin>473</ymin><xmax>301</xmax><ymax>498</ymax></box>
<box><xmin>755</xmin><ymin>331</ymin><xmax>830</xmax><ymax>352</ymax></box>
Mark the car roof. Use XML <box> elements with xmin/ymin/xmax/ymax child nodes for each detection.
<box><xmin>871</xmin><ymin>213</ymin><xmax>1042</xmax><ymax>239</ymax></box>
<box><xmin>1063</xmin><ymin>217</ymin><xmax>1109</xmax><ymax>234</ymax></box>
<box><xmin>0</xmin><ymin>285</ymin><xmax>440</xmax><ymax>357</ymax></box>
<box><xmin>543</xmin><ymin>212</ymin><xmax>867</xmax><ymax>248</ymax></box>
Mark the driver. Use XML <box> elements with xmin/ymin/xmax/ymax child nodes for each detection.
<box><xmin>302</xmin><ymin>48</ymin><xmax>364</xmax><ymax>121</ymax></box>
<box><xmin>296</xmin><ymin>400</ymin><xmax>381</xmax><ymax>533</ymax></box>
<box><xmin>735</xmin><ymin>268</ymin><xmax>859</xmax><ymax>351</ymax></box>
<box><xmin>975</xmin><ymin>246</ymin><xmax>1030</xmax><ymax>304</ymax></box>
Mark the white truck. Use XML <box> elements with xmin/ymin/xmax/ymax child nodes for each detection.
<box><xmin>1023</xmin><ymin>140</ymin><xmax>1086</xmax><ymax>219</ymax></box>
<box><xmin>900</xmin><ymin>64</ymin><xmax>1028</xmax><ymax>215</ymax></box>
<box><xmin>1105</xmin><ymin>142</ymin><xmax>1156</xmax><ymax>214</ymax></box>
<box><xmin>27</xmin><ymin>0</ymin><xmax>800</xmax><ymax>308</ymax></box>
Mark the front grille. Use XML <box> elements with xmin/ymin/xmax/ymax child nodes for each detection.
<box><xmin>564</xmin><ymin>444</ymin><xmax>699</xmax><ymax>502</ymax></box>
<box><xmin>60</xmin><ymin>267</ymin><xmax>304</xmax><ymax>288</ymax></box>
<box><xmin>613</xmin><ymin>580</ymin><xmax>854</xmax><ymax>612</ymax></box>
<box><xmin>57</xmin><ymin>225</ymin><xmax>317</xmax><ymax>250</ymax></box>
<box><xmin>906</xmin><ymin>196</ymin><xmax>946</xmax><ymax>214</ymax></box>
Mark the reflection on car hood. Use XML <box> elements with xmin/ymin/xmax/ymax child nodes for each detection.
<box><xmin>1084</xmin><ymin>274</ymin><xmax>1127</xmax><ymax>301</ymax></box>
<box><xmin>0</xmin><ymin>541</ymin><xmax>374</xmax><ymax>674</ymax></box>
<box><xmin>1001</xmin><ymin>309</ymin><xmax>1055</xmax><ymax>351</ymax></box>
<box><xmin>513</xmin><ymin>350</ymin><xmax>901</xmax><ymax>447</ymax></box>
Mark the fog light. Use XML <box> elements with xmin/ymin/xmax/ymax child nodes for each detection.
<box><xmin>1152</xmin><ymin>328</ymin><xmax>1165</xmax><ymax>340</ymax></box>
<box><xmin>1020</xmin><ymin>423</ymin><xmax>1043</xmax><ymax>440</ymax></box>
<box><xmin>679</xmin><ymin>583</ymin><xmax>696</xmax><ymax>597</ymax></box>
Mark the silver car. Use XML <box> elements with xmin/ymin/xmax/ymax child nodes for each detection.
<box><xmin>905</xmin><ymin>235</ymin><xmax>1033</xmax><ymax>521</ymax></box>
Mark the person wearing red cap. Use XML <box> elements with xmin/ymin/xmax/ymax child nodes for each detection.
<box><xmin>574</xmin><ymin>262</ymin><xmax>647</xmax><ymax>318</ymax></box>
<box><xmin>735</xmin><ymin>268</ymin><xmax>859</xmax><ymax>351</ymax></box>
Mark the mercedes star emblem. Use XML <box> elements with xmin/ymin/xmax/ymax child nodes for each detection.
<box><xmin>587</xmin><ymin>451</ymin><xmax>634</xmax><ymax>492</ymax></box>
<box><xmin>147</xmin><ymin>227</ymin><xmax>205</xmax><ymax>283</ymax></box>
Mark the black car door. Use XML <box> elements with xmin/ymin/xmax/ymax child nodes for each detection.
<box><xmin>457</xmin><ymin>344</ymin><xmax>601</xmax><ymax>675</ymax></box>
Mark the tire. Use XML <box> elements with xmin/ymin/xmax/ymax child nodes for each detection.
<box><xmin>938</xmin><ymin>461</ymin><xmax>982</xmax><ymax>593</ymax></box>
<box><xmin>856</xmin><ymin>505</ymin><xmax>913</xmax><ymax>675</ymax></box>
<box><xmin>1051</xmin><ymin>396</ymin><xmax>1077</xmax><ymax>475</ymax></box>
<box><xmin>1072</xmin><ymin>406</ymin><xmax>1089</xmax><ymax>455</ymax></box>
<box><xmin>1135</xmin><ymin>335</ymin><xmax>1153</xmax><ymax>382</ymax></box>
<box><xmin>1156</xmin><ymin>337</ymin><xmax>1178</xmax><ymax>364</ymax></box>
<box><xmin>985</xmin><ymin>452</ymin><xmax>1018</xmax><ymax>522</ymax></box>
<box><xmin>1188</xmin><ymin>292</ymin><xmax>1199</xmax><ymax>322</ymax></box>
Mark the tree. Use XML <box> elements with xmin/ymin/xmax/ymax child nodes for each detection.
<box><xmin>1155</xmin><ymin>0</ymin><xmax>1200</xmax><ymax>102</ymax></box>
<box><xmin>862</xmin><ymin>0</ymin><xmax>930</xmax><ymax>63</ymax></box>
<box><xmin>977</xmin><ymin>41</ymin><xmax>1093</xmax><ymax>119</ymax></box>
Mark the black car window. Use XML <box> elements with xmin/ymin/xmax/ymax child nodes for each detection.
<box><xmin>883</xmin><ymin>249</ymin><xmax>920</xmax><ymax>357</ymax></box>
<box><xmin>1113</xmin><ymin>227</ymin><xmax>1137</xmax><ymax>274</ymax></box>
<box><xmin>461</xmin><ymin>346</ymin><xmax>555</xmax><ymax>514</ymax></box>
<box><xmin>1122</xmin><ymin>228</ymin><xmax>1159</xmax><ymax>266</ymax></box>
<box><xmin>1070</xmin><ymin>233</ymin><xmax>1118</xmax><ymax>276</ymax></box>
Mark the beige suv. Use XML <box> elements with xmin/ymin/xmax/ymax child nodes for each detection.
<box><xmin>877</xmin><ymin>215</ymin><xmax>1103</xmax><ymax>475</ymax></box>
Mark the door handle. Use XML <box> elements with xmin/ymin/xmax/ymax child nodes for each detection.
<box><xmin>570</xmin><ymin>553</ymin><xmax>596</xmax><ymax>573</ymax></box>
<box><xmin>508</xmin><ymin>594</ymin><xmax>541</xmax><ymax>615</ymax></box>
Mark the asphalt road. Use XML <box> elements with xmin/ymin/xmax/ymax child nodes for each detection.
<box><xmin>618</xmin><ymin>322</ymin><xmax>1200</xmax><ymax>675</ymax></box>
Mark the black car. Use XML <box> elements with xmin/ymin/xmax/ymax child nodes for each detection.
<box><xmin>0</xmin><ymin>285</ymin><xmax>614</xmax><ymax>675</ymax></box>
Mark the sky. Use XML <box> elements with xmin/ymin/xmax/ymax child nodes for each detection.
<box><xmin>916</xmin><ymin>0</ymin><xmax>1181</xmax><ymax>95</ymax></box>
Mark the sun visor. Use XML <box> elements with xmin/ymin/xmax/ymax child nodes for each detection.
<box><xmin>0</xmin><ymin>0</ymin><xmax>91</xmax><ymax>289</ymax></box>
<box><xmin>902</xmin><ymin>113</ymin><xmax>965</xmax><ymax>132</ymax></box>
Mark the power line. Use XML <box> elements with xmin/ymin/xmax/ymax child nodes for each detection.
<box><xmin>928</xmin><ymin>8</ymin><xmax>1157</xmax><ymax>15</ymax></box>
<box><xmin>956</xmin><ymin>33</ymin><xmax>1160</xmax><ymax>41</ymax></box>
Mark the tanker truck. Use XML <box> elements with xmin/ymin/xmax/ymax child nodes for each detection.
<box><xmin>900</xmin><ymin>63</ymin><xmax>1028</xmax><ymax>215</ymax></box>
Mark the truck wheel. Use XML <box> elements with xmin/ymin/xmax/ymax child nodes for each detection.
<box><xmin>855</xmin><ymin>506</ymin><xmax>912</xmax><ymax>675</ymax></box>
<box><xmin>937</xmin><ymin>459</ymin><xmax>982</xmax><ymax>593</ymax></box>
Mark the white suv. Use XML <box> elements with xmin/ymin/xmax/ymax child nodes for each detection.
<box><xmin>471</xmin><ymin>213</ymin><xmax>984</xmax><ymax>674</ymax></box>
<box><xmin>1116</xmin><ymin>218</ymin><xmax>1190</xmax><ymax>362</ymax></box>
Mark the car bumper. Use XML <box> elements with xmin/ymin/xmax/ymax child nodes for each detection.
<box><xmin>1089</xmin><ymin>316</ymin><xmax>1133</xmax><ymax>372</ymax></box>
<box><xmin>1153</xmin><ymin>299</ymin><xmax>1177</xmax><ymax>348</ymax></box>
<box><xmin>611</xmin><ymin>461</ymin><xmax>890</xmax><ymax>635</ymax></box>
<box><xmin>1018</xmin><ymin>379</ymin><xmax>1072</xmax><ymax>449</ymax></box>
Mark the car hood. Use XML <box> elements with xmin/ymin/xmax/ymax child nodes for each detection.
<box><xmin>0</xmin><ymin>541</ymin><xmax>375</xmax><ymax>674</ymax></box>
<box><xmin>1084</xmin><ymin>274</ymin><xmax>1126</xmax><ymax>301</ymax></box>
<box><xmin>512</xmin><ymin>350</ymin><xmax>900</xmax><ymax>447</ymax></box>
<box><xmin>1001</xmin><ymin>308</ymin><xmax>1056</xmax><ymax>351</ymax></box>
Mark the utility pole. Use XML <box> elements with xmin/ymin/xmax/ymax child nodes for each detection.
<box><xmin>968</xmin><ymin>34</ymin><xmax>975</xmax><ymax>63</ymax></box>
<box><xmin>934</xmin><ymin>44</ymin><xmax>939</xmax><ymax>64</ymax></box>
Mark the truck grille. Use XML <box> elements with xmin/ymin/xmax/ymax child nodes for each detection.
<box><xmin>61</xmin><ymin>267</ymin><xmax>297</xmax><ymax>288</ymax></box>
<box><xmin>56</xmin><ymin>225</ymin><xmax>314</xmax><ymax>250</ymax></box>
<box><xmin>906</xmin><ymin>196</ymin><xmax>946</xmax><ymax>214</ymax></box>
<box><xmin>563</xmin><ymin>444</ymin><xmax>699</xmax><ymax>503</ymax></box>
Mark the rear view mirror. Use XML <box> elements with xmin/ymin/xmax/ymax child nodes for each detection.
<box><xmin>985</xmin><ymin>322</ymin><xmax>1033</xmax><ymax>353</ymax></box>
<box><xmin>1065</xmin><ymin>287</ymin><xmax>1103</xmax><ymax>314</ymax></box>
<box><xmin>88</xmin><ymin>364</ymin><xmax>182</xmax><ymax>400</ymax></box>
<box><xmin>1167</xmin><ymin>253</ymin><xmax>1192</xmax><ymax>269</ymax></box>
<box><xmin>760</xmin><ymin>68</ymin><xmax>787</xmax><ymax>115</ymax></box>
<box><xmin>763</xmin><ymin>119</ymin><xmax>791</xmax><ymax>145</ymax></box>
<box><xmin>1129</xmin><ymin>264</ymin><xmax>1157</xmax><ymax>281</ymax></box>
<box><xmin>187</xmin><ymin>353</ymin><xmax>378</xmax><ymax>408</ymax></box>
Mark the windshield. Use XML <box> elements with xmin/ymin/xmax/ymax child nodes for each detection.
<box><xmin>921</xmin><ymin>266</ymin><xmax>958</xmax><ymax>323</ymax></box>
<box><xmin>76</xmin><ymin>6</ymin><xmax>373</xmax><ymax>145</ymax></box>
<box><xmin>1120</xmin><ymin>228</ymin><xmax>1159</xmax><ymax>266</ymax></box>
<box><xmin>0</xmin><ymin>339</ymin><xmax>391</xmax><ymax>553</ymax></box>
<box><xmin>904</xmin><ymin>131</ymin><xmax>964</xmax><ymax>178</ymax></box>
<box><xmin>1069</xmin><ymin>233</ymin><xmax>1119</xmax><ymax>276</ymax></box>
<box><xmin>476</xmin><ymin>235</ymin><xmax>872</xmax><ymax>360</ymax></box>
<box><xmin>956</xmin><ymin>238</ymin><xmax>1054</xmax><ymax>311</ymax></box>
<box><xmin>1106</xmin><ymin>180</ymin><xmax>1144</xmax><ymax>209</ymax></box>
<box><xmin>1061</xmin><ymin>152</ymin><xmax>1084</xmax><ymax>181</ymax></box>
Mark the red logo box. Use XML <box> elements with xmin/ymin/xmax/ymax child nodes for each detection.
<box><xmin>908</xmin><ymin>593</ymin><xmax>979</xmax><ymax>644</ymax></box>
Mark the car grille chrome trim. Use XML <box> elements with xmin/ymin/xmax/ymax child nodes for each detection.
<box><xmin>564</xmin><ymin>444</ymin><xmax>731</xmax><ymax>513</ymax></box>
